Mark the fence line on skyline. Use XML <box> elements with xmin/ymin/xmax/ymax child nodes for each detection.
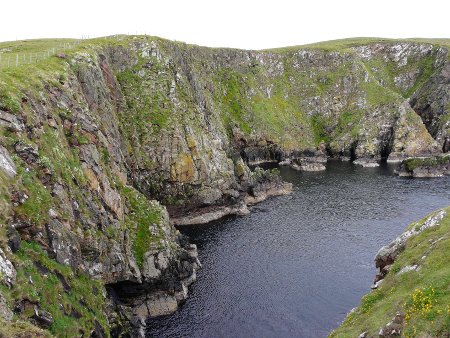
<box><xmin>0</xmin><ymin>35</ymin><xmax>147</xmax><ymax>69</ymax></box>
<box><xmin>0</xmin><ymin>41</ymin><xmax>82</xmax><ymax>69</ymax></box>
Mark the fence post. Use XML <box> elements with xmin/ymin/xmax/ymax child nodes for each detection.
<box><xmin>16</xmin><ymin>54</ymin><xmax>18</xmax><ymax>66</ymax></box>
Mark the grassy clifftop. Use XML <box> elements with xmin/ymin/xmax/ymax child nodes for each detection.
<box><xmin>330</xmin><ymin>208</ymin><xmax>450</xmax><ymax>337</ymax></box>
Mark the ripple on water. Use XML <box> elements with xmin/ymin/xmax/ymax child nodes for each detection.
<box><xmin>147</xmin><ymin>161</ymin><xmax>450</xmax><ymax>338</ymax></box>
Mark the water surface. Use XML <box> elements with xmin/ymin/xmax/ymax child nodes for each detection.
<box><xmin>148</xmin><ymin>161</ymin><xmax>450</xmax><ymax>338</ymax></box>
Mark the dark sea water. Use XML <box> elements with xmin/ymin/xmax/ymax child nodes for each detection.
<box><xmin>147</xmin><ymin>161</ymin><xmax>450</xmax><ymax>338</ymax></box>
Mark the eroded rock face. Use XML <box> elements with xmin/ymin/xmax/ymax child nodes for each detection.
<box><xmin>374</xmin><ymin>209</ymin><xmax>446</xmax><ymax>284</ymax></box>
<box><xmin>112</xmin><ymin>39</ymin><xmax>449</xmax><ymax>218</ymax></box>
<box><xmin>395</xmin><ymin>155</ymin><xmax>450</xmax><ymax>177</ymax></box>
<box><xmin>410</xmin><ymin>48</ymin><xmax>450</xmax><ymax>143</ymax></box>
<box><xmin>0</xmin><ymin>38</ymin><xmax>449</xmax><ymax>336</ymax></box>
<box><xmin>379</xmin><ymin>312</ymin><xmax>405</xmax><ymax>337</ymax></box>
<box><xmin>0</xmin><ymin>110</ymin><xmax>25</xmax><ymax>132</ymax></box>
<box><xmin>0</xmin><ymin>145</ymin><xmax>16</xmax><ymax>178</ymax></box>
<box><xmin>0</xmin><ymin>248</ymin><xmax>16</xmax><ymax>288</ymax></box>
<box><xmin>107</xmin><ymin>237</ymin><xmax>201</xmax><ymax>336</ymax></box>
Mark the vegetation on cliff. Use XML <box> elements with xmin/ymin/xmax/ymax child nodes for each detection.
<box><xmin>330</xmin><ymin>208</ymin><xmax>450</xmax><ymax>337</ymax></box>
<box><xmin>0</xmin><ymin>35</ymin><xmax>449</xmax><ymax>336</ymax></box>
<box><xmin>403</xmin><ymin>155</ymin><xmax>450</xmax><ymax>172</ymax></box>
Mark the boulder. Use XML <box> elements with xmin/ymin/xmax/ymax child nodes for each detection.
<box><xmin>6</xmin><ymin>225</ymin><xmax>21</xmax><ymax>253</ymax></box>
<box><xmin>14</xmin><ymin>141</ymin><xmax>39</xmax><ymax>165</ymax></box>
<box><xmin>379</xmin><ymin>312</ymin><xmax>404</xmax><ymax>337</ymax></box>
<box><xmin>0</xmin><ymin>110</ymin><xmax>24</xmax><ymax>131</ymax></box>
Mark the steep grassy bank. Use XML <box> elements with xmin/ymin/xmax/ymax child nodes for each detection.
<box><xmin>330</xmin><ymin>208</ymin><xmax>450</xmax><ymax>337</ymax></box>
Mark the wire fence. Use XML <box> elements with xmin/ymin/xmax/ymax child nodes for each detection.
<box><xmin>0</xmin><ymin>41</ymin><xmax>83</xmax><ymax>69</ymax></box>
<box><xmin>0</xmin><ymin>35</ymin><xmax>148</xmax><ymax>69</ymax></box>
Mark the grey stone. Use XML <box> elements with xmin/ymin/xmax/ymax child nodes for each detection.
<box><xmin>0</xmin><ymin>248</ymin><xmax>16</xmax><ymax>287</ymax></box>
<box><xmin>374</xmin><ymin>209</ymin><xmax>446</xmax><ymax>282</ymax></box>
<box><xmin>0</xmin><ymin>145</ymin><xmax>16</xmax><ymax>177</ymax></box>
<box><xmin>0</xmin><ymin>110</ymin><xmax>24</xmax><ymax>131</ymax></box>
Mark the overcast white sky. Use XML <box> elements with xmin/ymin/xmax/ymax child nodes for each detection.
<box><xmin>1</xmin><ymin>0</ymin><xmax>449</xmax><ymax>49</ymax></box>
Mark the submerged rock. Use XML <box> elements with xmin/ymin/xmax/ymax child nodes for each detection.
<box><xmin>290</xmin><ymin>158</ymin><xmax>327</xmax><ymax>171</ymax></box>
<box><xmin>353</xmin><ymin>159</ymin><xmax>380</xmax><ymax>168</ymax></box>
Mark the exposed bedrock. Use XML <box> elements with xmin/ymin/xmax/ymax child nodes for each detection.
<box><xmin>0</xmin><ymin>37</ymin><xmax>449</xmax><ymax>336</ymax></box>
<box><xmin>373</xmin><ymin>209</ymin><xmax>447</xmax><ymax>287</ymax></box>
<box><xmin>395</xmin><ymin>154</ymin><xmax>450</xmax><ymax>177</ymax></box>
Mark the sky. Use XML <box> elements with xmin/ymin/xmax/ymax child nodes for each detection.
<box><xmin>1</xmin><ymin>0</ymin><xmax>449</xmax><ymax>50</ymax></box>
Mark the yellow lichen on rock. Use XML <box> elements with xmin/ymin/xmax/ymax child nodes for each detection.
<box><xmin>170</xmin><ymin>153</ymin><xmax>196</xmax><ymax>183</ymax></box>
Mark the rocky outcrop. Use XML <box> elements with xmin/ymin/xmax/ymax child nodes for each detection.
<box><xmin>378</xmin><ymin>312</ymin><xmax>405</xmax><ymax>337</ymax></box>
<box><xmin>0</xmin><ymin>248</ymin><xmax>16</xmax><ymax>287</ymax></box>
<box><xmin>0</xmin><ymin>146</ymin><xmax>16</xmax><ymax>178</ymax></box>
<box><xmin>373</xmin><ymin>209</ymin><xmax>446</xmax><ymax>285</ymax></box>
<box><xmin>395</xmin><ymin>154</ymin><xmax>450</xmax><ymax>177</ymax></box>
<box><xmin>282</xmin><ymin>157</ymin><xmax>327</xmax><ymax>171</ymax></box>
<box><xmin>107</xmin><ymin>238</ymin><xmax>201</xmax><ymax>336</ymax></box>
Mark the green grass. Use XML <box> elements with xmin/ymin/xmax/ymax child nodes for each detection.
<box><xmin>217</xmin><ymin>69</ymin><xmax>252</xmax><ymax>134</ymax></box>
<box><xmin>363</xmin><ymin>80</ymin><xmax>402</xmax><ymax>106</ymax></box>
<box><xmin>14</xmin><ymin>167</ymin><xmax>52</xmax><ymax>226</ymax></box>
<box><xmin>265</xmin><ymin>37</ymin><xmax>450</xmax><ymax>53</ymax></box>
<box><xmin>116</xmin><ymin>58</ymin><xmax>173</xmax><ymax>155</ymax></box>
<box><xmin>330</xmin><ymin>207</ymin><xmax>450</xmax><ymax>337</ymax></box>
<box><xmin>310</xmin><ymin>114</ymin><xmax>331</xmax><ymax>145</ymax></box>
<box><xmin>121</xmin><ymin>186</ymin><xmax>166</xmax><ymax>268</ymax></box>
<box><xmin>404</xmin><ymin>51</ymin><xmax>437</xmax><ymax>98</ymax></box>
<box><xmin>403</xmin><ymin>155</ymin><xmax>450</xmax><ymax>172</ymax></box>
<box><xmin>0</xmin><ymin>39</ymin><xmax>80</xmax><ymax>68</ymax></box>
<box><xmin>0</xmin><ymin>34</ymin><xmax>449</xmax><ymax>337</ymax></box>
<box><xmin>214</xmin><ymin>67</ymin><xmax>315</xmax><ymax>149</ymax></box>
<box><xmin>3</xmin><ymin>241</ymin><xmax>108</xmax><ymax>337</ymax></box>
<box><xmin>0</xmin><ymin>171</ymin><xmax>12</xmax><ymax>223</ymax></box>
<box><xmin>0</xmin><ymin>317</ymin><xmax>53</xmax><ymax>337</ymax></box>
<box><xmin>333</xmin><ymin>110</ymin><xmax>364</xmax><ymax>139</ymax></box>
<box><xmin>39</xmin><ymin>127</ymin><xmax>87</xmax><ymax>187</ymax></box>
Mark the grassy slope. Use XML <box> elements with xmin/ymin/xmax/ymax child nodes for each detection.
<box><xmin>0</xmin><ymin>242</ymin><xmax>108</xmax><ymax>337</ymax></box>
<box><xmin>266</xmin><ymin>37</ymin><xmax>450</xmax><ymax>53</ymax></box>
<box><xmin>330</xmin><ymin>207</ymin><xmax>450</xmax><ymax>337</ymax></box>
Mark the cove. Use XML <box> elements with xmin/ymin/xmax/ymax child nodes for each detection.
<box><xmin>147</xmin><ymin>161</ymin><xmax>450</xmax><ymax>338</ymax></box>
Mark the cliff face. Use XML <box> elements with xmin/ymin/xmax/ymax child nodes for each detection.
<box><xmin>0</xmin><ymin>36</ymin><xmax>449</xmax><ymax>336</ymax></box>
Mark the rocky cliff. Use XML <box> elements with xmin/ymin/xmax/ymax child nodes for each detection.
<box><xmin>0</xmin><ymin>36</ymin><xmax>449</xmax><ymax>337</ymax></box>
